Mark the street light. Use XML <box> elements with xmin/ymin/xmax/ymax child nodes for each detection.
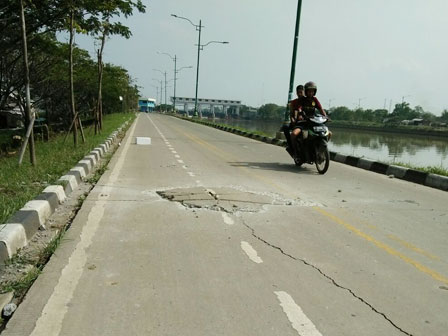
<box><xmin>157</xmin><ymin>51</ymin><xmax>192</xmax><ymax>113</ymax></box>
<box><xmin>152</xmin><ymin>78</ymin><xmax>163</xmax><ymax>108</ymax></box>
<box><xmin>171</xmin><ymin>13</ymin><xmax>229</xmax><ymax>118</ymax></box>
<box><xmin>153</xmin><ymin>69</ymin><xmax>167</xmax><ymax>109</ymax></box>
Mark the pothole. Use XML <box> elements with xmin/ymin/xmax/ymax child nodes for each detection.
<box><xmin>157</xmin><ymin>187</ymin><xmax>294</xmax><ymax>213</ymax></box>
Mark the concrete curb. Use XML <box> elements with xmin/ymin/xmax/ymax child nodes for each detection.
<box><xmin>0</xmin><ymin>120</ymin><xmax>131</xmax><ymax>264</ymax></box>
<box><xmin>179</xmin><ymin>116</ymin><xmax>448</xmax><ymax>192</ymax></box>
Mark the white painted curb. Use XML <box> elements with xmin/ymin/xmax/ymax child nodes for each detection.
<box><xmin>43</xmin><ymin>185</ymin><xmax>66</xmax><ymax>203</ymax></box>
<box><xmin>0</xmin><ymin>224</ymin><xmax>27</xmax><ymax>260</ymax></box>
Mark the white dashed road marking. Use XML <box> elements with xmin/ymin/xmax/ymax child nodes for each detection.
<box><xmin>275</xmin><ymin>291</ymin><xmax>323</xmax><ymax>336</ymax></box>
<box><xmin>222</xmin><ymin>212</ymin><xmax>234</xmax><ymax>225</ymax></box>
<box><xmin>240</xmin><ymin>241</ymin><xmax>263</xmax><ymax>263</ymax></box>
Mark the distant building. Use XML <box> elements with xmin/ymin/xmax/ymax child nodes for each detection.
<box><xmin>138</xmin><ymin>98</ymin><xmax>156</xmax><ymax>112</ymax></box>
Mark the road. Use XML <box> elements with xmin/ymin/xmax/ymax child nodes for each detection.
<box><xmin>4</xmin><ymin>113</ymin><xmax>448</xmax><ymax>336</ymax></box>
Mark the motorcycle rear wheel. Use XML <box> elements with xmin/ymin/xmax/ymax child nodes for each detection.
<box><xmin>315</xmin><ymin>147</ymin><xmax>330</xmax><ymax>174</ymax></box>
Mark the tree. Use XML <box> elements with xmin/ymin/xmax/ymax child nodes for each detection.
<box><xmin>441</xmin><ymin>110</ymin><xmax>448</xmax><ymax>122</ymax></box>
<box><xmin>86</xmin><ymin>0</ymin><xmax>145</xmax><ymax>133</ymax></box>
<box><xmin>257</xmin><ymin>104</ymin><xmax>284</xmax><ymax>121</ymax></box>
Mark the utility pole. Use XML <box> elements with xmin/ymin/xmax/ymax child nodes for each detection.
<box><xmin>284</xmin><ymin>0</ymin><xmax>303</xmax><ymax>123</ymax></box>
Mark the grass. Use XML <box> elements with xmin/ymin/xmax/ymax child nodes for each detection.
<box><xmin>0</xmin><ymin>112</ymin><xmax>135</xmax><ymax>224</ymax></box>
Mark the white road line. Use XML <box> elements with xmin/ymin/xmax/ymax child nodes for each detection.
<box><xmin>177</xmin><ymin>159</ymin><xmax>184</xmax><ymax>164</ymax></box>
<box><xmin>222</xmin><ymin>212</ymin><xmax>234</xmax><ymax>225</ymax></box>
<box><xmin>274</xmin><ymin>291</ymin><xmax>323</xmax><ymax>336</ymax></box>
<box><xmin>240</xmin><ymin>241</ymin><xmax>263</xmax><ymax>263</ymax></box>
<box><xmin>187</xmin><ymin>172</ymin><xmax>195</xmax><ymax>177</ymax></box>
<box><xmin>171</xmin><ymin>150</ymin><xmax>177</xmax><ymax>154</ymax></box>
<box><xmin>175</xmin><ymin>155</ymin><xmax>181</xmax><ymax>158</ymax></box>
<box><xmin>182</xmin><ymin>165</ymin><xmax>188</xmax><ymax>170</ymax></box>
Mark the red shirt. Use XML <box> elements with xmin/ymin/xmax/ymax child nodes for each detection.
<box><xmin>290</xmin><ymin>96</ymin><xmax>324</xmax><ymax>120</ymax></box>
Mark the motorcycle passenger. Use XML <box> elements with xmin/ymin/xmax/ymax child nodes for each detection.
<box><xmin>283</xmin><ymin>85</ymin><xmax>305</xmax><ymax>156</ymax></box>
<box><xmin>290</xmin><ymin>81</ymin><xmax>327</xmax><ymax>159</ymax></box>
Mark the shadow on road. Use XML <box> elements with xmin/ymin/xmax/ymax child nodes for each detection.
<box><xmin>228</xmin><ymin>161</ymin><xmax>318</xmax><ymax>175</ymax></box>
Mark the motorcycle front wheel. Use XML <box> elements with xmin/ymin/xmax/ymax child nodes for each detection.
<box><xmin>315</xmin><ymin>147</ymin><xmax>330</xmax><ymax>174</ymax></box>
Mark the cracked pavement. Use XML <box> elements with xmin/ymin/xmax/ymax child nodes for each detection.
<box><xmin>4</xmin><ymin>114</ymin><xmax>447</xmax><ymax>336</ymax></box>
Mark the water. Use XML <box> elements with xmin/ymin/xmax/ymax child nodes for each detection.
<box><xmin>216</xmin><ymin>119</ymin><xmax>448</xmax><ymax>169</ymax></box>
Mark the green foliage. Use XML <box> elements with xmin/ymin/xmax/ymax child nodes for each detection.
<box><xmin>257</xmin><ymin>103</ymin><xmax>284</xmax><ymax>121</ymax></box>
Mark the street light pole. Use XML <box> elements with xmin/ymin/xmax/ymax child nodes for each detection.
<box><xmin>284</xmin><ymin>0</ymin><xmax>303</xmax><ymax>123</ymax></box>
<box><xmin>171</xmin><ymin>14</ymin><xmax>228</xmax><ymax>119</ymax></box>
<box><xmin>194</xmin><ymin>20</ymin><xmax>202</xmax><ymax>117</ymax></box>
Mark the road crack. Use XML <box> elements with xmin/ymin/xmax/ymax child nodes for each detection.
<box><xmin>241</xmin><ymin>219</ymin><xmax>414</xmax><ymax>336</ymax></box>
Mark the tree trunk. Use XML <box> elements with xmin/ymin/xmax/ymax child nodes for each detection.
<box><xmin>69</xmin><ymin>9</ymin><xmax>78</xmax><ymax>146</ymax></box>
<box><xmin>19</xmin><ymin>0</ymin><xmax>36</xmax><ymax>165</ymax></box>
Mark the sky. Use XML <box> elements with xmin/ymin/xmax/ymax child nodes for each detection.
<box><xmin>72</xmin><ymin>0</ymin><xmax>448</xmax><ymax>114</ymax></box>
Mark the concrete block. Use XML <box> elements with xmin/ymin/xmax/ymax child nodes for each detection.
<box><xmin>403</xmin><ymin>169</ymin><xmax>428</xmax><ymax>185</ymax></box>
<box><xmin>0</xmin><ymin>224</ymin><xmax>27</xmax><ymax>262</ymax></box>
<box><xmin>90</xmin><ymin>150</ymin><xmax>101</xmax><ymax>161</ymax></box>
<box><xmin>58</xmin><ymin>175</ymin><xmax>78</xmax><ymax>195</ymax></box>
<box><xmin>370</xmin><ymin>162</ymin><xmax>389</xmax><ymax>174</ymax></box>
<box><xmin>77</xmin><ymin>159</ymin><xmax>92</xmax><ymax>174</ymax></box>
<box><xmin>94</xmin><ymin>147</ymin><xmax>104</xmax><ymax>157</ymax></box>
<box><xmin>358</xmin><ymin>158</ymin><xmax>374</xmax><ymax>170</ymax></box>
<box><xmin>43</xmin><ymin>185</ymin><xmax>66</xmax><ymax>203</ymax></box>
<box><xmin>22</xmin><ymin>200</ymin><xmax>52</xmax><ymax>230</ymax></box>
<box><xmin>333</xmin><ymin>153</ymin><xmax>347</xmax><ymax>163</ymax></box>
<box><xmin>386</xmin><ymin>165</ymin><xmax>408</xmax><ymax>179</ymax></box>
<box><xmin>425</xmin><ymin>174</ymin><xmax>448</xmax><ymax>191</ymax></box>
<box><xmin>69</xmin><ymin>166</ymin><xmax>86</xmax><ymax>180</ymax></box>
<box><xmin>35</xmin><ymin>192</ymin><xmax>59</xmax><ymax>213</ymax></box>
<box><xmin>6</xmin><ymin>211</ymin><xmax>39</xmax><ymax>239</ymax></box>
<box><xmin>100</xmin><ymin>144</ymin><xmax>108</xmax><ymax>153</ymax></box>
<box><xmin>84</xmin><ymin>154</ymin><xmax>97</xmax><ymax>167</ymax></box>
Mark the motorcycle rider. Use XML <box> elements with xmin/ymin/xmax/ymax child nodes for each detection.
<box><xmin>283</xmin><ymin>85</ymin><xmax>304</xmax><ymax>156</ymax></box>
<box><xmin>290</xmin><ymin>81</ymin><xmax>327</xmax><ymax>160</ymax></box>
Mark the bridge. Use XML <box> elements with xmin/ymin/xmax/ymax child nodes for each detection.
<box><xmin>171</xmin><ymin>96</ymin><xmax>242</xmax><ymax>118</ymax></box>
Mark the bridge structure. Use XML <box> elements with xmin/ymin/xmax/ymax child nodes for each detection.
<box><xmin>171</xmin><ymin>97</ymin><xmax>242</xmax><ymax>118</ymax></box>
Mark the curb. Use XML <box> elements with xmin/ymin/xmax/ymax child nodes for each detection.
<box><xmin>0</xmin><ymin>126</ymin><xmax>129</xmax><ymax>264</ymax></box>
<box><xmin>176</xmin><ymin>116</ymin><xmax>448</xmax><ymax>192</ymax></box>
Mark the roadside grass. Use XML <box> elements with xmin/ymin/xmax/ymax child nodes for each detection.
<box><xmin>0</xmin><ymin>112</ymin><xmax>135</xmax><ymax>224</ymax></box>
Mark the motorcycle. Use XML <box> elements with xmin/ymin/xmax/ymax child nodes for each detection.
<box><xmin>288</xmin><ymin>114</ymin><xmax>331</xmax><ymax>174</ymax></box>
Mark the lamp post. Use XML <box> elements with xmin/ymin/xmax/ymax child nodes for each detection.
<box><xmin>158</xmin><ymin>52</ymin><xmax>192</xmax><ymax>113</ymax></box>
<box><xmin>152</xmin><ymin>78</ymin><xmax>163</xmax><ymax>109</ymax></box>
<box><xmin>284</xmin><ymin>0</ymin><xmax>303</xmax><ymax>123</ymax></box>
<box><xmin>171</xmin><ymin>14</ymin><xmax>229</xmax><ymax>118</ymax></box>
<box><xmin>153</xmin><ymin>69</ymin><xmax>167</xmax><ymax>110</ymax></box>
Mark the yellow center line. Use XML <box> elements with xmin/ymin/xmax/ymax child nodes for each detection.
<box><xmin>173</xmin><ymin>122</ymin><xmax>448</xmax><ymax>285</ymax></box>
<box><xmin>314</xmin><ymin>207</ymin><xmax>448</xmax><ymax>285</ymax></box>
<box><xmin>387</xmin><ymin>234</ymin><xmax>440</xmax><ymax>261</ymax></box>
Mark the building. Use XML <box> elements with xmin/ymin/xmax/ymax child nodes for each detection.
<box><xmin>138</xmin><ymin>98</ymin><xmax>156</xmax><ymax>112</ymax></box>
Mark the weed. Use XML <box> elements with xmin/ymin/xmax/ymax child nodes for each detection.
<box><xmin>0</xmin><ymin>267</ymin><xmax>40</xmax><ymax>297</ymax></box>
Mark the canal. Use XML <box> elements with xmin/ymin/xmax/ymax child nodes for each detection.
<box><xmin>215</xmin><ymin>119</ymin><xmax>448</xmax><ymax>169</ymax></box>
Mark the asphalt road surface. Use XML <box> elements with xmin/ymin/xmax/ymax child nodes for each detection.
<box><xmin>4</xmin><ymin>113</ymin><xmax>448</xmax><ymax>336</ymax></box>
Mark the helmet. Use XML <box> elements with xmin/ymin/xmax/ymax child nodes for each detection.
<box><xmin>304</xmin><ymin>81</ymin><xmax>317</xmax><ymax>96</ymax></box>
